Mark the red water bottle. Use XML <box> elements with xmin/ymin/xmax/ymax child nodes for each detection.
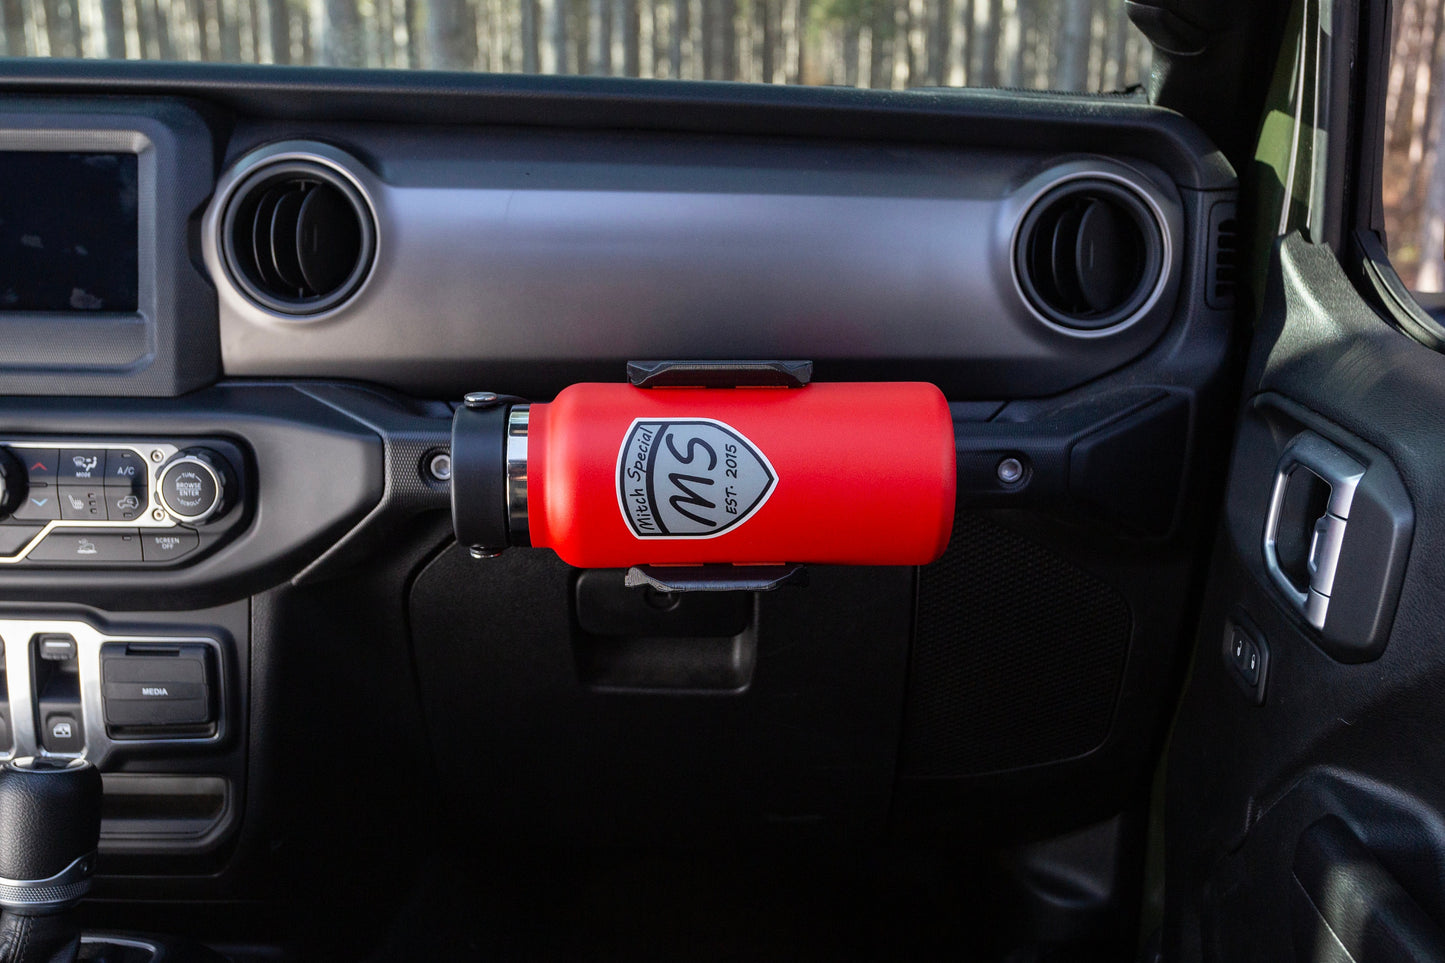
<box><xmin>451</xmin><ymin>371</ymin><xmax>956</xmax><ymax>569</ymax></box>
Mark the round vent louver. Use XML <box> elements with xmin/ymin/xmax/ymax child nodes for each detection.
<box><xmin>220</xmin><ymin>160</ymin><xmax>375</xmax><ymax>316</ymax></box>
<box><xmin>1015</xmin><ymin>179</ymin><xmax>1164</xmax><ymax>332</ymax></box>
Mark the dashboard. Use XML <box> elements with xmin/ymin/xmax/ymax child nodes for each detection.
<box><xmin>0</xmin><ymin>64</ymin><xmax>1236</xmax><ymax>930</ymax></box>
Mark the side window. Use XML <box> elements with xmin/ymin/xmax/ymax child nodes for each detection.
<box><xmin>1384</xmin><ymin>0</ymin><xmax>1445</xmax><ymax>297</ymax></box>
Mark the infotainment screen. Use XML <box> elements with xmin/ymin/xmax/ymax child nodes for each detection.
<box><xmin>0</xmin><ymin>152</ymin><xmax>139</xmax><ymax>312</ymax></box>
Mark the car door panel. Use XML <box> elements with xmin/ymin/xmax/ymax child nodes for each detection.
<box><xmin>1166</xmin><ymin>232</ymin><xmax>1445</xmax><ymax>962</ymax></box>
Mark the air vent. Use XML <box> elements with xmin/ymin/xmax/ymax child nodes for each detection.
<box><xmin>1015</xmin><ymin>178</ymin><xmax>1165</xmax><ymax>332</ymax></box>
<box><xmin>220</xmin><ymin>160</ymin><xmax>375</xmax><ymax>316</ymax></box>
<box><xmin>1206</xmin><ymin>201</ymin><xmax>1239</xmax><ymax>310</ymax></box>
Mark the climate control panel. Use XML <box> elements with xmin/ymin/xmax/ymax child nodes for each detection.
<box><xmin>0</xmin><ymin>440</ymin><xmax>245</xmax><ymax>566</ymax></box>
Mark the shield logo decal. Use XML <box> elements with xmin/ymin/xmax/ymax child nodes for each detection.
<box><xmin>616</xmin><ymin>418</ymin><xmax>778</xmax><ymax>538</ymax></box>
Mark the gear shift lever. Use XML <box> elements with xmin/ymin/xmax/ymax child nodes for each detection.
<box><xmin>0</xmin><ymin>758</ymin><xmax>102</xmax><ymax>963</ymax></box>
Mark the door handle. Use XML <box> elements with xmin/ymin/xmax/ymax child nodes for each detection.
<box><xmin>1263</xmin><ymin>432</ymin><xmax>1365</xmax><ymax>630</ymax></box>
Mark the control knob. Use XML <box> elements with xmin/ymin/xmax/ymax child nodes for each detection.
<box><xmin>155</xmin><ymin>449</ymin><xmax>231</xmax><ymax>525</ymax></box>
<box><xmin>0</xmin><ymin>449</ymin><xmax>22</xmax><ymax>522</ymax></box>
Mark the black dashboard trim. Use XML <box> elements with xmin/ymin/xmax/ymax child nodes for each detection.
<box><xmin>0</xmin><ymin>62</ymin><xmax>1233</xmax><ymax>191</ymax></box>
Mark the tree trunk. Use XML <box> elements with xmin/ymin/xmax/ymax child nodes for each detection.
<box><xmin>1000</xmin><ymin>0</ymin><xmax>1020</xmax><ymax>85</ymax></box>
<box><xmin>322</xmin><ymin>0</ymin><xmax>364</xmax><ymax>63</ymax></box>
<box><xmin>794</xmin><ymin>0</ymin><xmax>808</xmax><ymax>82</ymax></box>
<box><xmin>102</xmin><ymin>0</ymin><xmax>127</xmax><ymax>55</ymax></box>
<box><xmin>1105</xmin><ymin>0</ymin><xmax>1127</xmax><ymax>87</ymax></box>
<box><xmin>975</xmin><ymin>0</ymin><xmax>999</xmax><ymax>85</ymax></box>
<box><xmin>187</xmin><ymin>0</ymin><xmax>212</xmax><ymax>58</ymax></box>
<box><xmin>135</xmin><ymin>0</ymin><xmax>155</xmax><ymax>56</ymax></box>
<box><xmin>1056</xmin><ymin>0</ymin><xmax>1089</xmax><ymax>90</ymax></box>
<box><xmin>1388</xmin><ymin>0</ymin><xmax>1425</xmax><ymax>146</ymax></box>
<box><xmin>428</xmin><ymin>0</ymin><xmax>477</xmax><ymax>66</ymax></box>
<box><xmin>402</xmin><ymin>0</ymin><xmax>418</xmax><ymax>64</ymax></box>
<box><xmin>372</xmin><ymin>0</ymin><xmax>389</xmax><ymax>64</ymax></box>
<box><xmin>540</xmin><ymin>0</ymin><xmax>561</xmax><ymax>69</ymax></box>
<box><xmin>572</xmin><ymin>0</ymin><xmax>588</xmax><ymax>73</ymax></box>
<box><xmin>958</xmin><ymin>0</ymin><xmax>972</xmax><ymax>83</ymax></box>
<box><xmin>699</xmin><ymin>0</ymin><xmax>713</xmax><ymax>76</ymax></box>
<box><xmin>651</xmin><ymin>0</ymin><xmax>665</xmax><ymax>75</ymax></box>
<box><xmin>756</xmin><ymin>0</ymin><xmax>773</xmax><ymax>80</ymax></box>
<box><xmin>894</xmin><ymin>0</ymin><xmax>909</xmax><ymax>83</ymax></box>
<box><xmin>713</xmin><ymin>0</ymin><xmax>728</xmax><ymax>76</ymax></box>
<box><xmin>868</xmin><ymin>4</ymin><xmax>890</xmax><ymax>86</ymax></box>
<box><xmin>151</xmin><ymin>0</ymin><xmax>173</xmax><ymax>56</ymax></box>
<box><xmin>1410</xmin><ymin>0</ymin><xmax>1445</xmax><ymax>155</ymax></box>
<box><xmin>1416</xmin><ymin>63</ymin><xmax>1445</xmax><ymax>290</ymax></box>
<box><xmin>669</xmin><ymin>0</ymin><xmax>685</xmax><ymax>75</ymax></box>
<box><xmin>43</xmin><ymin>0</ymin><xmax>75</xmax><ymax>57</ymax></box>
<box><xmin>203</xmin><ymin>0</ymin><xmax>225</xmax><ymax>58</ymax></box>
<box><xmin>521</xmin><ymin>0</ymin><xmax>540</xmax><ymax>69</ymax></box>
<box><xmin>1025</xmin><ymin>21</ymin><xmax>1037</xmax><ymax>85</ymax></box>
<box><xmin>295</xmin><ymin>0</ymin><xmax>310</xmax><ymax>62</ymax></box>
<box><xmin>621</xmin><ymin>0</ymin><xmax>639</xmax><ymax>73</ymax></box>
<box><xmin>1410</xmin><ymin>0</ymin><xmax>1445</xmax><ymax>199</ymax></box>
<box><xmin>839</xmin><ymin>22</ymin><xmax>856</xmax><ymax>84</ymax></box>
<box><xmin>925</xmin><ymin>0</ymin><xmax>948</xmax><ymax>83</ymax></box>
<box><xmin>220</xmin><ymin>0</ymin><xmax>243</xmax><ymax>59</ymax></box>
<box><xmin>589</xmin><ymin>0</ymin><xmax>611</xmax><ymax>72</ymax></box>
<box><xmin>3</xmin><ymin>0</ymin><xmax>27</xmax><ymax>56</ymax></box>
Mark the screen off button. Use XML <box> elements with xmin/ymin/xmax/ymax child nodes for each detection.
<box><xmin>140</xmin><ymin>530</ymin><xmax>200</xmax><ymax>562</ymax></box>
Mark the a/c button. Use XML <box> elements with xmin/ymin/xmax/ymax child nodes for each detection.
<box><xmin>140</xmin><ymin>529</ymin><xmax>200</xmax><ymax>562</ymax></box>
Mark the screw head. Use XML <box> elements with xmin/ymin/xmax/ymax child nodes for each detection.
<box><xmin>464</xmin><ymin>391</ymin><xmax>500</xmax><ymax>409</ymax></box>
<box><xmin>642</xmin><ymin>586</ymin><xmax>682</xmax><ymax>612</ymax></box>
<box><xmin>149</xmin><ymin>450</ymin><xmax>165</xmax><ymax>463</ymax></box>
<box><xmin>427</xmin><ymin>452</ymin><xmax>452</xmax><ymax>482</ymax></box>
<box><xmin>997</xmin><ymin>457</ymin><xmax>1025</xmax><ymax>485</ymax></box>
<box><xmin>151</xmin><ymin>508</ymin><xmax>167</xmax><ymax>521</ymax></box>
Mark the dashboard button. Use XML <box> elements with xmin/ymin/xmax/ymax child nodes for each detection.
<box><xmin>11</xmin><ymin>489</ymin><xmax>59</xmax><ymax>522</ymax></box>
<box><xmin>37</xmin><ymin>634</ymin><xmax>77</xmax><ymax>661</ymax></box>
<box><xmin>103</xmin><ymin>450</ymin><xmax>148</xmax><ymax>489</ymax></box>
<box><xmin>58</xmin><ymin>487</ymin><xmax>106</xmax><ymax>521</ymax></box>
<box><xmin>59</xmin><ymin>449</ymin><xmax>106</xmax><ymax>485</ymax></box>
<box><xmin>139</xmin><ymin>529</ymin><xmax>199</xmax><ymax>562</ymax></box>
<box><xmin>41</xmin><ymin>713</ymin><xmax>83</xmax><ymax>753</ymax></box>
<box><xmin>0</xmin><ymin>525</ymin><xmax>41</xmax><ymax>557</ymax></box>
<box><xmin>105</xmin><ymin>487</ymin><xmax>145</xmax><ymax>521</ymax></box>
<box><xmin>29</xmin><ymin>530</ymin><xmax>142</xmax><ymax>563</ymax></box>
<box><xmin>16</xmin><ymin>449</ymin><xmax>59</xmax><ymax>484</ymax></box>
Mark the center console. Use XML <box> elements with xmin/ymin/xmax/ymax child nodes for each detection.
<box><xmin>0</xmin><ymin>441</ymin><xmax>244</xmax><ymax>567</ymax></box>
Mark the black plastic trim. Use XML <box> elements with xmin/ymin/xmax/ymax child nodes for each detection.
<box><xmin>626</xmin><ymin>360</ymin><xmax>813</xmax><ymax>389</ymax></box>
<box><xmin>0</xmin><ymin>99</ymin><xmax>218</xmax><ymax>398</ymax></box>
<box><xmin>0</xmin><ymin>62</ymin><xmax>1234</xmax><ymax>190</ymax></box>
<box><xmin>0</xmin><ymin>386</ymin><xmax>382</xmax><ymax>608</ymax></box>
